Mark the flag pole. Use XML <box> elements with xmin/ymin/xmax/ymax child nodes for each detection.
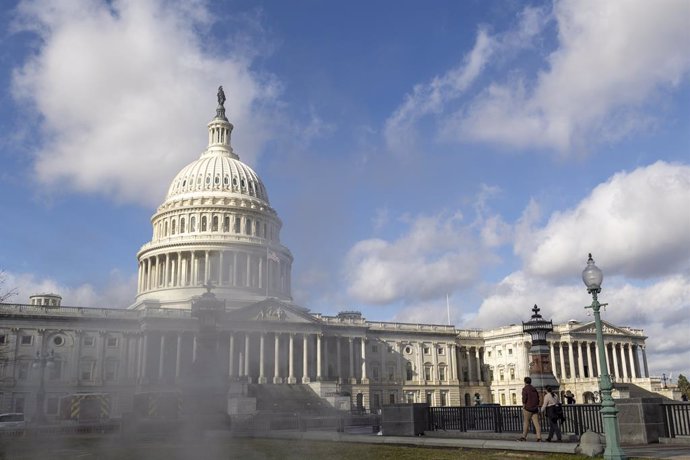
<box><xmin>446</xmin><ymin>293</ymin><xmax>451</xmax><ymax>326</ymax></box>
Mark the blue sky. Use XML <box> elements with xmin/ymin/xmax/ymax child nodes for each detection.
<box><xmin>0</xmin><ymin>0</ymin><xmax>689</xmax><ymax>379</ymax></box>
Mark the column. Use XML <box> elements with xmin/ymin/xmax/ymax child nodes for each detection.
<box><xmin>244</xmin><ymin>333</ymin><xmax>251</xmax><ymax>382</ymax></box>
<box><xmin>612</xmin><ymin>343</ymin><xmax>620</xmax><ymax>379</ymax></box>
<box><xmin>258</xmin><ymin>333</ymin><xmax>266</xmax><ymax>384</ymax></box>
<box><xmin>158</xmin><ymin>333</ymin><xmax>166</xmax><ymax>380</ymax></box>
<box><xmin>586</xmin><ymin>341</ymin><xmax>595</xmax><ymax>377</ymax></box>
<box><xmin>72</xmin><ymin>330</ymin><xmax>83</xmax><ymax>382</ymax></box>
<box><xmin>288</xmin><ymin>334</ymin><xmax>296</xmax><ymax>384</ymax></box>
<box><xmin>361</xmin><ymin>337</ymin><xmax>367</xmax><ymax>383</ymax></box>
<box><xmin>190</xmin><ymin>251</ymin><xmax>197</xmax><ymax>286</ymax></box>
<box><xmin>475</xmin><ymin>347</ymin><xmax>483</xmax><ymax>383</ymax></box>
<box><xmin>594</xmin><ymin>341</ymin><xmax>602</xmax><ymax>377</ymax></box>
<box><xmin>164</xmin><ymin>253</ymin><xmax>170</xmax><ymax>287</ymax></box>
<box><xmin>450</xmin><ymin>344</ymin><xmax>458</xmax><ymax>381</ymax></box>
<box><xmin>466</xmin><ymin>349</ymin><xmax>473</xmax><ymax>382</ymax></box>
<box><xmin>397</xmin><ymin>342</ymin><xmax>405</xmax><ymax>381</ymax></box>
<box><xmin>324</xmin><ymin>336</ymin><xmax>329</xmax><ymax>380</ymax></box>
<box><xmin>302</xmin><ymin>334</ymin><xmax>310</xmax><ymax>383</ymax></box>
<box><xmin>316</xmin><ymin>334</ymin><xmax>322</xmax><ymax>381</ymax></box>
<box><xmin>550</xmin><ymin>342</ymin><xmax>556</xmax><ymax>376</ymax></box>
<box><xmin>175</xmin><ymin>333</ymin><xmax>182</xmax><ymax>379</ymax></box>
<box><xmin>604</xmin><ymin>342</ymin><xmax>611</xmax><ymax>376</ymax></box>
<box><xmin>336</xmin><ymin>338</ymin><xmax>342</xmax><ymax>383</ymax></box>
<box><xmin>348</xmin><ymin>337</ymin><xmax>356</xmax><ymax>384</ymax></box>
<box><xmin>141</xmin><ymin>332</ymin><xmax>149</xmax><ymax>382</ymax></box>
<box><xmin>228</xmin><ymin>333</ymin><xmax>235</xmax><ymax>378</ymax></box>
<box><xmin>641</xmin><ymin>346</ymin><xmax>649</xmax><ymax>377</ymax></box>
<box><xmin>432</xmin><ymin>342</ymin><xmax>439</xmax><ymax>383</ymax></box>
<box><xmin>95</xmin><ymin>331</ymin><xmax>106</xmax><ymax>383</ymax></box>
<box><xmin>577</xmin><ymin>342</ymin><xmax>585</xmax><ymax>380</ymax></box>
<box><xmin>273</xmin><ymin>333</ymin><xmax>281</xmax><ymax>384</ymax></box>
<box><xmin>621</xmin><ymin>343</ymin><xmax>629</xmax><ymax>381</ymax></box>
<box><xmin>219</xmin><ymin>251</ymin><xmax>224</xmax><ymax>286</ymax></box>
<box><xmin>558</xmin><ymin>342</ymin><xmax>566</xmax><ymax>379</ymax></box>
<box><xmin>568</xmin><ymin>341</ymin><xmax>576</xmax><ymax>379</ymax></box>
<box><xmin>204</xmin><ymin>250</ymin><xmax>210</xmax><ymax>284</ymax></box>
<box><xmin>628</xmin><ymin>343</ymin><xmax>637</xmax><ymax>379</ymax></box>
<box><xmin>177</xmin><ymin>252</ymin><xmax>183</xmax><ymax>286</ymax></box>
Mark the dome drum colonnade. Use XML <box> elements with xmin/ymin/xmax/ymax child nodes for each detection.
<box><xmin>133</xmin><ymin>90</ymin><xmax>292</xmax><ymax>309</ymax></box>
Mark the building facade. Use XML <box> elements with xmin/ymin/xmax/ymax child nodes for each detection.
<box><xmin>0</xmin><ymin>93</ymin><xmax>661</xmax><ymax>420</ymax></box>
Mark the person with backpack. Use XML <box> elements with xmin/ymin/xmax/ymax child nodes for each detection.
<box><xmin>518</xmin><ymin>377</ymin><xmax>541</xmax><ymax>442</ymax></box>
<box><xmin>541</xmin><ymin>385</ymin><xmax>563</xmax><ymax>442</ymax></box>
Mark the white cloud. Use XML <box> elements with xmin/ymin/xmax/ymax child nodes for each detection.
<box><xmin>450</xmin><ymin>0</ymin><xmax>690</xmax><ymax>152</ymax></box>
<box><xmin>516</xmin><ymin>161</ymin><xmax>690</xmax><ymax>280</ymax></box>
<box><xmin>345</xmin><ymin>211</ymin><xmax>493</xmax><ymax>304</ymax></box>
<box><xmin>383</xmin><ymin>5</ymin><xmax>548</xmax><ymax>155</ymax></box>
<box><xmin>11</xmin><ymin>0</ymin><xmax>281</xmax><ymax>206</ymax></box>
<box><xmin>2</xmin><ymin>269</ymin><xmax>137</xmax><ymax>308</ymax></box>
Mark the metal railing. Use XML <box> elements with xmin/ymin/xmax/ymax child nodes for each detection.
<box><xmin>663</xmin><ymin>403</ymin><xmax>690</xmax><ymax>438</ymax></box>
<box><xmin>428</xmin><ymin>404</ymin><xmax>603</xmax><ymax>435</ymax></box>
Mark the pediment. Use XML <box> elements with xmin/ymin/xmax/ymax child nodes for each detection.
<box><xmin>570</xmin><ymin>320</ymin><xmax>630</xmax><ymax>337</ymax></box>
<box><xmin>228</xmin><ymin>299</ymin><xmax>320</xmax><ymax>324</ymax></box>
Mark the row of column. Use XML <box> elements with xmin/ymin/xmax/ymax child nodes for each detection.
<box><xmin>549</xmin><ymin>340</ymin><xmax>649</xmax><ymax>381</ymax></box>
<box><xmin>137</xmin><ymin>250</ymin><xmax>289</xmax><ymax>295</ymax></box>
<box><xmin>457</xmin><ymin>346</ymin><xmax>484</xmax><ymax>383</ymax></box>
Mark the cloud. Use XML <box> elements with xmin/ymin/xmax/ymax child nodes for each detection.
<box><xmin>449</xmin><ymin>0</ymin><xmax>690</xmax><ymax>152</ymax></box>
<box><xmin>2</xmin><ymin>269</ymin><xmax>137</xmax><ymax>308</ymax></box>
<box><xmin>470</xmin><ymin>270</ymin><xmax>690</xmax><ymax>376</ymax></box>
<box><xmin>345</xmin><ymin>211</ymin><xmax>494</xmax><ymax>305</ymax></box>
<box><xmin>383</xmin><ymin>5</ymin><xmax>549</xmax><ymax>155</ymax></box>
<box><xmin>516</xmin><ymin>161</ymin><xmax>690</xmax><ymax>280</ymax></box>
<box><xmin>11</xmin><ymin>0</ymin><xmax>281</xmax><ymax>206</ymax></box>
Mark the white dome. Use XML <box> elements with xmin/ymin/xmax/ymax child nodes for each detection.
<box><xmin>165</xmin><ymin>153</ymin><xmax>269</xmax><ymax>204</ymax></box>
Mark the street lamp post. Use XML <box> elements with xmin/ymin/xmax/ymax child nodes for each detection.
<box><xmin>582</xmin><ymin>253</ymin><xmax>626</xmax><ymax>460</ymax></box>
<box><xmin>32</xmin><ymin>350</ymin><xmax>55</xmax><ymax>424</ymax></box>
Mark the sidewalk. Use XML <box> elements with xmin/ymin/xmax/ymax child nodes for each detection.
<box><xmin>226</xmin><ymin>429</ymin><xmax>690</xmax><ymax>459</ymax></box>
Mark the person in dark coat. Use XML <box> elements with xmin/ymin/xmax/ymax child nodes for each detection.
<box><xmin>541</xmin><ymin>386</ymin><xmax>563</xmax><ymax>442</ymax></box>
<box><xmin>565</xmin><ymin>390</ymin><xmax>576</xmax><ymax>404</ymax></box>
<box><xmin>518</xmin><ymin>377</ymin><xmax>541</xmax><ymax>441</ymax></box>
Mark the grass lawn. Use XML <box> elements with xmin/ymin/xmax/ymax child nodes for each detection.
<box><xmin>0</xmin><ymin>437</ymin><xmax>604</xmax><ymax>460</ymax></box>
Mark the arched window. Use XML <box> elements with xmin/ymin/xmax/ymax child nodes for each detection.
<box><xmin>245</xmin><ymin>218</ymin><xmax>252</xmax><ymax>235</ymax></box>
<box><xmin>190</xmin><ymin>216</ymin><xmax>196</xmax><ymax>232</ymax></box>
<box><xmin>201</xmin><ymin>216</ymin><xmax>207</xmax><ymax>231</ymax></box>
<box><xmin>171</xmin><ymin>220</ymin><xmax>176</xmax><ymax>235</ymax></box>
<box><xmin>180</xmin><ymin>217</ymin><xmax>186</xmax><ymax>233</ymax></box>
<box><xmin>263</xmin><ymin>223</ymin><xmax>267</xmax><ymax>239</ymax></box>
<box><xmin>223</xmin><ymin>216</ymin><xmax>230</xmax><ymax>232</ymax></box>
<box><xmin>212</xmin><ymin>216</ymin><xmax>219</xmax><ymax>231</ymax></box>
<box><xmin>406</xmin><ymin>362</ymin><xmax>413</xmax><ymax>381</ymax></box>
<box><xmin>163</xmin><ymin>221</ymin><xmax>168</xmax><ymax>236</ymax></box>
<box><xmin>234</xmin><ymin>217</ymin><xmax>240</xmax><ymax>233</ymax></box>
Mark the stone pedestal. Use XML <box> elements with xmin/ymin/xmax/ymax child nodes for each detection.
<box><xmin>616</xmin><ymin>397</ymin><xmax>665</xmax><ymax>444</ymax></box>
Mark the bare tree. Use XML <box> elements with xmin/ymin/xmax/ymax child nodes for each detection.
<box><xmin>0</xmin><ymin>269</ymin><xmax>18</xmax><ymax>303</ymax></box>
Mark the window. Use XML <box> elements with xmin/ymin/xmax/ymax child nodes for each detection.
<box><xmin>223</xmin><ymin>216</ymin><xmax>230</xmax><ymax>232</ymax></box>
<box><xmin>212</xmin><ymin>216</ymin><xmax>219</xmax><ymax>231</ymax></box>
<box><xmin>508</xmin><ymin>348</ymin><xmax>513</xmax><ymax>355</ymax></box>
<box><xmin>80</xmin><ymin>360</ymin><xmax>95</xmax><ymax>381</ymax></box>
<box><xmin>424</xmin><ymin>366</ymin><xmax>432</xmax><ymax>381</ymax></box>
<box><xmin>440</xmin><ymin>391</ymin><xmax>448</xmax><ymax>407</ymax></box>
<box><xmin>234</xmin><ymin>218</ymin><xmax>240</xmax><ymax>233</ymax></box>
<box><xmin>245</xmin><ymin>219</ymin><xmax>252</xmax><ymax>235</ymax></box>
<box><xmin>201</xmin><ymin>216</ymin><xmax>207</xmax><ymax>231</ymax></box>
<box><xmin>171</xmin><ymin>220</ymin><xmax>176</xmax><ymax>235</ymax></box>
<box><xmin>501</xmin><ymin>393</ymin><xmax>506</xmax><ymax>405</ymax></box>
<box><xmin>387</xmin><ymin>366</ymin><xmax>395</xmax><ymax>381</ymax></box>
<box><xmin>499</xmin><ymin>369</ymin><xmax>505</xmax><ymax>381</ymax></box>
<box><xmin>389</xmin><ymin>393</ymin><xmax>396</xmax><ymax>405</ymax></box>
<box><xmin>426</xmin><ymin>392</ymin><xmax>433</xmax><ymax>405</ymax></box>
<box><xmin>52</xmin><ymin>336</ymin><xmax>64</xmax><ymax>346</ymax></box>
<box><xmin>190</xmin><ymin>216</ymin><xmax>196</xmax><ymax>232</ymax></box>
<box><xmin>487</xmin><ymin>351</ymin><xmax>492</xmax><ymax>358</ymax></box>
<box><xmin>0</xmin><ymin>335</ymin><xmax>6</xmax><ymax>345</ymax></box>
<box><xmin>406</xmin><ymin>362</ymin><xmax>413</xmax><ymax>381</ymax></box>
<box><xmin>439</xmin><ymin>366</ymin><xmax>446</xmax><ymax>381</ymax></box>
<box><xmin>106</xmin><ymin>337</ymin><xmax>118</xmax><ymax>348</ymax></box>
<box><xmin>17</xmin><ymin>361</ymin><xmax>30</xmax><ymax>380</ymax></box>
<box><xmin>163</xmin><ymin>221</ymin><xmax>168</xmax><ymax>236</ymax></box>
<box><xmin>498</xmin><ymin>350</ymin><xmax>503</xmax><ymax>357</ymax></box>
<box><xmin>404</xmin><ymin>346</ymin><xmax>412</xmax><ymax>354</ymax></box>
<box><xmin>83</xmin><ymin>336</ymin><xmax>95</xmax><ymax>347</ymax></box>
<box><xmin>372</xmin><ymin>366</ymin><xmax>379</xmax><ymax>381</ymax></box>
<box><xmin>511</xmin><ymin>393</ymin><xmax>518</xmax><ymax>405</ymax></box>
<box><xmin>510</xmin><ymin>368</ymin><xmax>515</xmax><ymax>380</ymax></box>
<box><xmin>423</xmin><ymin>346</ymin><xmax>430</xmax><ymax>355</ymax></box>
<box><xmin>371</xmin><ymin>345</ymin><xmax>378</xmax><ymax>353</ymax></box>
<box><xmin>180</xmin><ymin>217</ymin><xmax>186</xmax><ymax>233</ymax></box>
<box><xmin>49</xmin><ymin>360</ymin><xmax>62</xmax><ymax>380</ymax></box>
<box><xmin>214</xmin><ymin>176</ymin><xmax>220</xmax><ymax>185</ymax></box>
<box><xmin>105</xmin><ymin>360</ymin><xmax>118</xmax><ymax>382</ymax></box>
<box><xmin>437</xmin><ymin>347</ymin><xmax>445</xmax><ymax>355</ymax></box>
<box><xmin>20</xmin><ymin>335</ymin><xmax>32</xmax><ymax>345</ymax></box>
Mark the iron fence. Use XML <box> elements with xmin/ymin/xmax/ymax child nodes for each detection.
<box><xmin>428</xmin><ymin>404</ymin><xmax>603</xmax><ymax>435</ymax></box>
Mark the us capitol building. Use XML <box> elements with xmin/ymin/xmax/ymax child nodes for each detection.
<box><xmin>0</xmin><ymin>90</ymin><xmax>662</xmax><ymax>419</ymax></box>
